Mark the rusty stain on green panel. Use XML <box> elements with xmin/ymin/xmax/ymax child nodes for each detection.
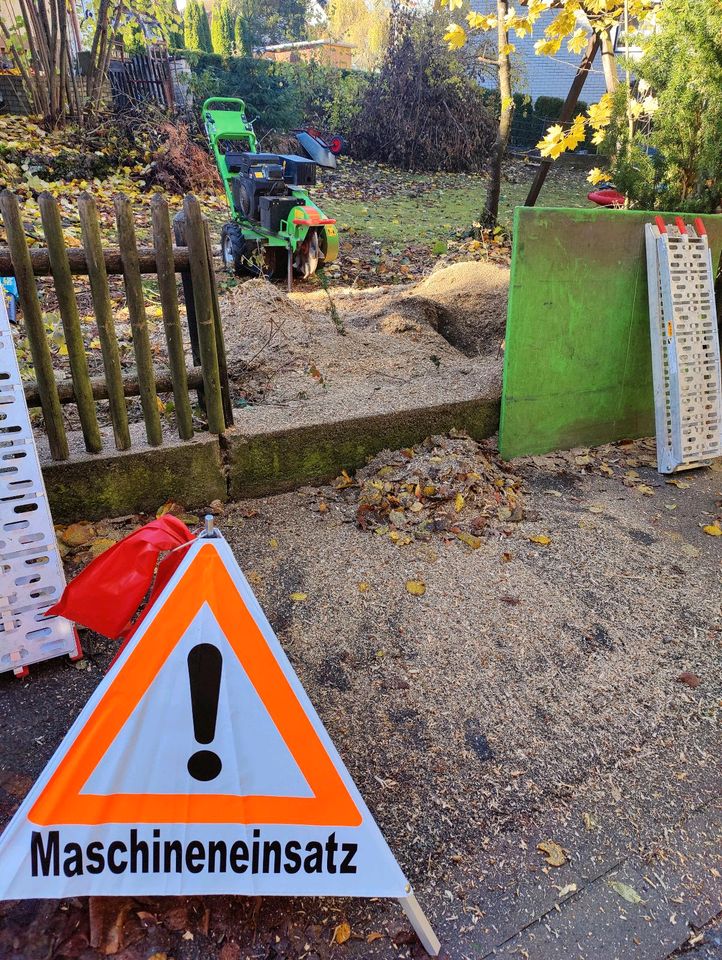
<box><xmin>499</xmin><ymin>207</ymin><xmax>722</xmax><ymax>459</ymax></box>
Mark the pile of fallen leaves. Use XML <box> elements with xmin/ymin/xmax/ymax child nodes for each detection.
<box><xmin>334</xmin><ymin>434</ymin><xmax>524</xmax><ymax>549</ymax></box>
<box><xmin>0</xmin><ymin>114</ymin><xmax>227</xmax><ymax>250</ymax></box>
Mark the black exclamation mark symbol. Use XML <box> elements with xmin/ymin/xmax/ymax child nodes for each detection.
<box><xmin>187</xmin><ymin>643</ymin><xmax>223</xmax><ymax>781</ymax></box>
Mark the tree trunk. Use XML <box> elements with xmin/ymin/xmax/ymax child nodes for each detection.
<box><xmin>600</xmin><ymin>26</ymin><xmax>619</xmax><ymax>94</ymax></box>
<box><xmin>525</xmin><ymin>33</ymin><xmax>600</xmax><ymax>207</ymax></box>
<box><xmin>483</xmin><ymin>0</ymin><xmax>513</xmax><ymax>228</ymax></box>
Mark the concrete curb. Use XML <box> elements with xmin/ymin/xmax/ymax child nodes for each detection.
<box><xmin>41</xmin><ymin>395</ymin><xmax>501</xmax><ymax>522</ymax></box>
<box><xmin>224</xmin><ymin>395</ymin><xmax>501</xmax><ymax>500</ymax></box>
<box><xmin>42</xmin><ymin>433</ymin><xmax>227</xmax><ymax>524</ymax></box>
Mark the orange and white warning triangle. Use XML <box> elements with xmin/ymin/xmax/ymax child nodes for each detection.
<box><xmin>0</xmin><ymin>531</ymin><xmax>439</xmax><ymax>954</ymax></box>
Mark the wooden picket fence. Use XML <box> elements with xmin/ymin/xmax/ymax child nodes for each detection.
<box><xmin>108</xmin><ymin>44</ymin><xmax>176</xmax><ymax>112</ymax></box>
<box><xmin>0</xmin><ymin>190</ymin><xmax>233</xmax><ymax>461</ymax></box>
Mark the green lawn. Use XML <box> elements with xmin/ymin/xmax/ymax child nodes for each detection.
<box><xmin>320</xmin><ymin>162</ymin><xmax>591</xmax><ymax>254</ymax></box>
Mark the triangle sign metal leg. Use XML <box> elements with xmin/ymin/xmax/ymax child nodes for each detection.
<box><xmin>399</xmin><ymin>894</ymin><xmax>441</xmax><ymax>956</ymax></box>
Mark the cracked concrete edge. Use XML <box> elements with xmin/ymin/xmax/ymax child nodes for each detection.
<box><xmin>41</xmin><ymin>395</ymin><xmax>501</xmax><ymax>522</ymax></box>
<box><xmin>223</xmin><ymin>395</ymin><xmax>501</xmax><ymax>500</ymax></box>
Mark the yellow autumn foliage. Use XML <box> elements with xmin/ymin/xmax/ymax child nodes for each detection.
<box><xmin>444</xmin><ymin>0</ymin><xmax>657</xmax><ymax>160</ymax></box>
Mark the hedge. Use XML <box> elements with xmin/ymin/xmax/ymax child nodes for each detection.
<box><xmin>179</xmin><ymin>49</ymin><xmax>370</xmax><ymax>139</ymax></box>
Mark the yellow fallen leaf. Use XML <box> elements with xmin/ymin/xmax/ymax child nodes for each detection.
<box><xmin>703</xmin><ymin>523</ymin><xmax>722</xmax><ymax>536</ymax></box>
<box><xmin>666</xmin><ymin>478</ymin><xmax>690</xmax><ymax>489</ymax></box>
<box><xmin>290</xmin><ymin>591</ymin><xmax>307</xmax><ymax>601</ymax></box>
<box><xmin>60</xmin><ymin>521</ymin><xmax>96</xmax><ymax>546</ymax></box>
<box><xmin>608</xmin><ymin>879</ymin><xmax>643</xmax><ymax>904</ymax></box>
<box><xmin>333</xmin><ymin>921</ymin><xmax>351</xmax><ymax>944</ymax></box>
<box><xmin>247</xmin><ymin>570</ymin><xmax>262</xmax><ymax>586</ymax></box>
<box><xmin>358</xmin><ymin>581</ymin><xmax>369</xmax><ymax>592</ymax></box>
<box><xmin>335</xmin><ymin>469</ymin><xmax>354</xmax><ymax>489</ymax></box>
<box><xmin>366</xmin><ymin>931</ymin><xmax>383</xmax><ymax>943</ymax></box>
<box><xmin>454</xmin><ymin>492</ymin><xmax>465</xmax><ymax>512</ymax></box>
<box><xmin>269</xmin><ymin>537</ymin><xmax>279</xmax><ymax>549</ymax></box>
<box><xmin>537</xmin><ymin>839</ymin><xmax>567</xmax><ymax>867</ymax></box>
<box><xmin>529</xmin><ymin>534</ymin><xmax>551</xmax><ymax>545</ymax></box>
<box><xmin>588</xmin><ymin>505</ymin><xmax>604</xmax><ymax>514</ymax></box>
<box><xmin>90</xmin><ymin>537</ymin><xmax>116</xmax><ymax>558</ymax></box>
<box><xmin>636</xmin><ymin>484</ymin><xmax>655</xmax><ymax>495</ymax></box>
<box><xmin>457</xmin><ymin>531</ymin><xmax>482</xmax><ymax>549</ymax></box>
<box><xmin>406</xmin><ymin>580</ymin><xmax>426</xmax><ymax>596</ymax></box>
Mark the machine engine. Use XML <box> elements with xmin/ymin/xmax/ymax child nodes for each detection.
<box><xmin>227</xmin><ymin>151</ymin><xmax>317</xmax><ymax>232</ymax></box>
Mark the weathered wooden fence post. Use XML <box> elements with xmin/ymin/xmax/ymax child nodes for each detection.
<box><xmin>114</xmin><ymin>193</ymin><xmax>163</xmax><ymax>447</ymax></box>
<box><xmin>182</xmin><ymin>195</ymin><xmax>225</xmax><ymax>435</ymax></box>
<box><xmin>38</xmin><ymin>192</ymin><xmax>102</xmax><ymax>455</ymax></box>
<box><xmin>78</xmin><ymin>192</ymin><xmax>131</xmax><ymax>451</ymax></box>
<box><xmin>203</xmin><ymin>221</ymin><xmax>234</xmax><ymax>428</ymax></box>
<box><xmin>0</xmin><ymin>189</ymin><xmax>68</xmax><ymax>461</ymax></box>
<box><xmin>151</xmin><ymin>195</ymin><xmax>194</xmax><ymax>441</ymax></box>
<box><xmin>172</xmin><ymin>210</ymin><xmax>204</xmax><ymax>411</ymax></box>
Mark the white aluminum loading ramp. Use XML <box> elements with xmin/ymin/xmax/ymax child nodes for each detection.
<box><xmin>645</xmin><ymin>216</ymin><xmax>722</xmax><ymax>474</ymax></box>
<box><xmin>0</xmin><ymin>288</ymin><xmax>81</xmax><ymax>676</ymax></box>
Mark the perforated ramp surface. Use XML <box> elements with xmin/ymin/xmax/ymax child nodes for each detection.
<box><xmin>0</xmin><ymin>291</ymin><xmax>79</xmax><ymax>675</ymax></box>
<box><xmin>645</xmin><ymin>220</ymin><xmax>722</xmax><ymax>473</ymax></box>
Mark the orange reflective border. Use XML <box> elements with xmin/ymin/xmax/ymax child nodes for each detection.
<box><xmin>30</xmin><ymin>545</ymin><xmax>361</xmax><ymax>828</ymax></box>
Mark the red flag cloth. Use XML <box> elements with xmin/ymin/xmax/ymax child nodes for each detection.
<box><xmin>47</xmin><ymin>516</ymin><xmax>194</xmax><ymax>640</ymax></box>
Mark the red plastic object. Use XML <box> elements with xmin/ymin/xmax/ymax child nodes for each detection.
<box><xmin>587</xmin><ymin>188</ymin><xmax>626</xmax><ymax>207</ymax></box>
<box><xmin>694</xmin><ymin>217</ymin><xmax>707</xmax><ymax>237</ymax></box>
<box><xmin>655</xmin><ymin>216</ymin><xmax>667</xmax><ymax>234</ymax></box>
<box><xmin>293</xmin><ymin>217</ymin><xmax>336</xmax><ymax>226</ymax></box>
<box><xmin>47</xmin><ymin>515</ymin><xmax>194</xmax><ymax>642</ymax></box>
<box><xmin>675</xmin><ymin>216</ymin><xmax>688</xmax><ymax>235</ymax></box>
<box><xmin>329</xmin><ymin>136</ymin><xmax>343</xmax><ymax>155</ymax></box>
<box><xmin>292</xmin><ymin>205</ymin><xmax>336</xmax><ymax>227</ymax></box>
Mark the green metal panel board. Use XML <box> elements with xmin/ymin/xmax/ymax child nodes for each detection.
<box><xmin>499</xmin><ymin>207</ymin><xmax>722</xmax><ymax>459</ymax></box>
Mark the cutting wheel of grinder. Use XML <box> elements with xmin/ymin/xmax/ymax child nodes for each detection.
<box><xmin>294</xmin><ymin>228</ymin><xmax>322</xmax><ymax>279</ymax></box>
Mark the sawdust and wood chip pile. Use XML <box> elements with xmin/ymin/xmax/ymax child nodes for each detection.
<box><xmin>220</xmin><ymin>260</ymin><xmax>508</xmax><ymax>417</ymax></box>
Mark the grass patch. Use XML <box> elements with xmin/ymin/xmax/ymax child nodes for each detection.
<box><xmin>328</xmin><ymin>165</ymin><xmax>591</xmax><ymax>253</ymax></box>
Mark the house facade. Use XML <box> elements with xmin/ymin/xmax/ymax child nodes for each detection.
<box><xmin>257</xmin><ymin>39</ymin><xmax>354</xmax><ymax>70</ymax></box>
<box><xmin>468</xmin><ymin>1</ymin><xmax>610</xmax><ymax>103</ymax></box>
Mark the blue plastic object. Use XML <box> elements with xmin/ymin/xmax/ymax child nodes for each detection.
<box><xmin>1</xmin><ymin>277</ymin><xmax>18</xmax><ymax>323</ymax></box>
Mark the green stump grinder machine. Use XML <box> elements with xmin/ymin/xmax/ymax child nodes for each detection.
<box><xmin>203</xmin><ymin>97</ymin><xmax>341</xmax><ymax>286</ymax></box>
